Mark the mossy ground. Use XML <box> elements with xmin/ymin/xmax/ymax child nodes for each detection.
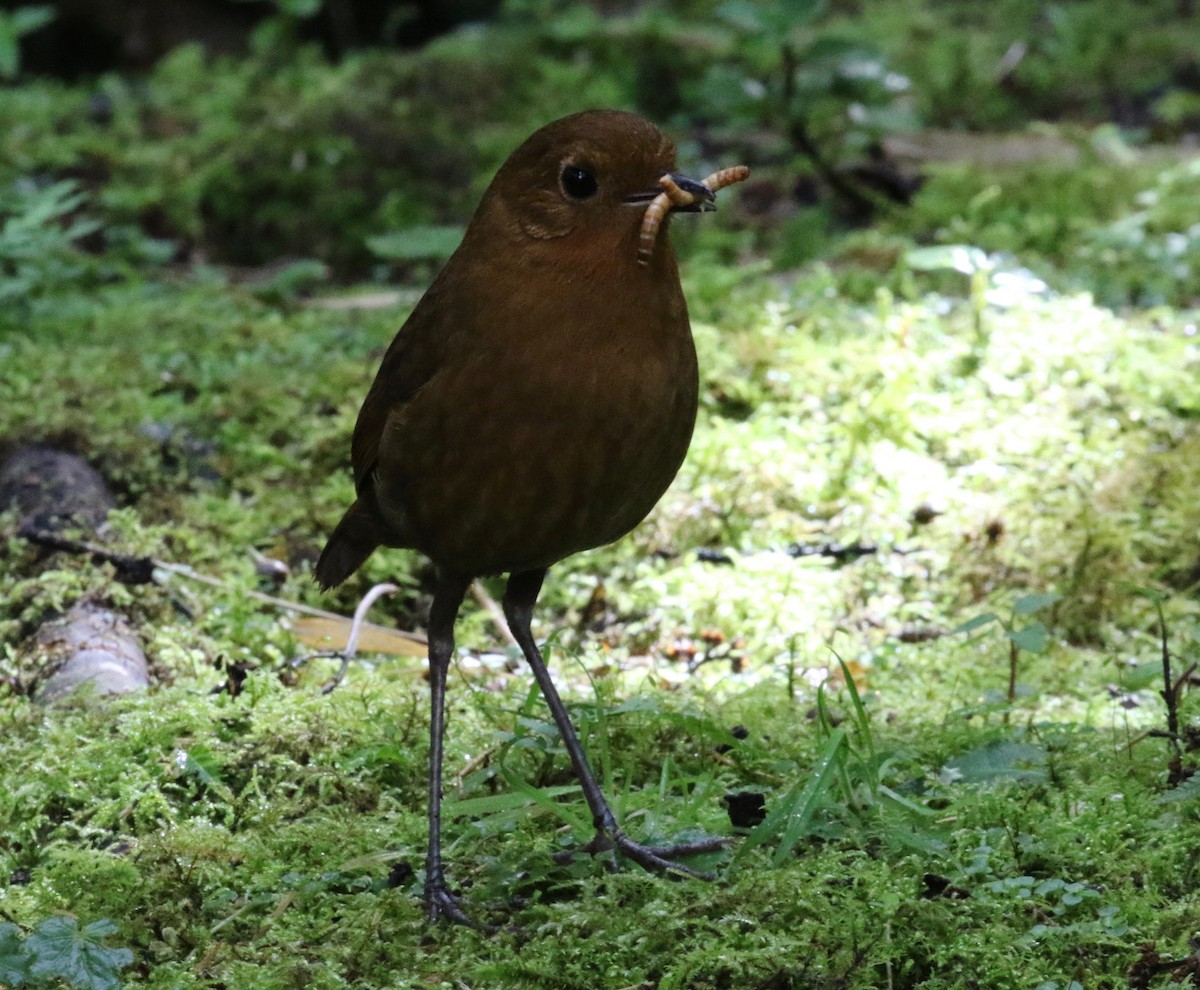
<box><xmin>2</xmin><ymin>246</ymin><xmax>1197</xmax><ymax>988</ymax></box>
<box><xmin>2</xmin><ymin>2</ymin><xmax>1200</xmax><ymax>987</ymax></box>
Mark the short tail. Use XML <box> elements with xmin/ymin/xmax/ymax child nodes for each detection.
<box><xmin>315</xmin><ymin>499</ymin><xmax>382</xmax><ymax>589</ymax></box>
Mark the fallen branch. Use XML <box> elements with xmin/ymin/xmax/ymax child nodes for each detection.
<box><xmin>17</xmin><ymin>526</ymin><xmax>427</xmax><ymax>646</ymax></box>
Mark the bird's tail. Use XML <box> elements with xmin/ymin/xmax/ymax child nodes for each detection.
<box><xmin>314</xmin><ymin>499</ymin><xmax>381</xmax><ymax>589</ymax></box>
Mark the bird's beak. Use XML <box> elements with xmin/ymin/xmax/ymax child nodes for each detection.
<box><xmin>623</xmin><ymin>173</ymin><xmax>718</xmax><ymax>212</ymax></box>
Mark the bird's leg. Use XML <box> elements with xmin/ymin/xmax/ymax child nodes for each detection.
<box><xmin>424</xmin><ymin>571</ymin><xmax>473</xmax><ymax>925</ymax></box>
<box><xmin>503</xmin><ymin>569</ymin><xmax>727</xmax><ymax>878</ymax></box>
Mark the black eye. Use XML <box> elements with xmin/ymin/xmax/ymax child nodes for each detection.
<box><xmin>561</xmin><ymin>165</ymin><xmax>598</xmax><ymax>199</ymax></box>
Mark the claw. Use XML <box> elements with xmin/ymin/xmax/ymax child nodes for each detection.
<box><xmin>554</xmin><ymin>827</ymin><xmax>729</xmax><ymax>880</ymax></box>
<box><xmin>425</xmin><ymin>882</ymin><xmax>481</xmax><ymax>928</ymax></box>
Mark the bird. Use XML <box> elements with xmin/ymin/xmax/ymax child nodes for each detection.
<box><xmin>316</xmin><ymin>109</ymin><xmax>743</xmax><ymax>924</ymax></box>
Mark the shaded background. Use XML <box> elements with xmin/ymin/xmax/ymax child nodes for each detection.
<box><xmin>3</xmin><ymin>0</ymin><xmax>1199</xmax><ymax>298</ymax></box>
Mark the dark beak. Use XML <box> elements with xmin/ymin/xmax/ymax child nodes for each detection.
<box><xmin>623</xmin><ymin>172</ymin><xmax>718</xmax><ymax>212</ymax></box>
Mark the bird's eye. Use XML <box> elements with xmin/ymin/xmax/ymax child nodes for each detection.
<box><xmin>560</xmin><ymin>165</ymin><xmax>598</xmax><ymax>200</ymax></box>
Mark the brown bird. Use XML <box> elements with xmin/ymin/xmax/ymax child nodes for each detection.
<box><xmin>316</xmin><ymin>109</ymin><xmax>743</xmax><ymax>924</ymax></box>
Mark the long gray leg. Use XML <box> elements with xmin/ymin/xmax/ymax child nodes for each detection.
<box><xmin>424</xmin><ymin>571</ymin><xmax>472</xmax><ymax>924</ymax></box>
<box><xmin>503</xmin><ymin>569</ymin><xmax>726</xmax><ymax>876</ymax></box>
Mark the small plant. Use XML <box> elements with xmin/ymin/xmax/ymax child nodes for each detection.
<box><xmin>1077</xmin><ymin>158</ymin><xmax>1200</xmax><ymax>307</ymax></box>
<box><xmin>0</xmin><ymin>917</ymin><xmax>133</xmax><ymax>990</ymax></box>
<box><xmin>0</xmin><ymin>5</ymin><xmax>53</xmax><ymax>79</ymax></box>
<box><xmin>955</xmin><ymin>592</ymin><xmax>1062</xmax><ymax>709</ymax></box>
<box><xmin>705</xmin><ymin>0</ymin><xmax>917</xmax><ymax>214</ymax></box>
<box><xmin>905</xmin><ymin>243</ymin><xmax>994</xmax><ymax>352</ymax></box>
<box><xmin>0</xmin><ymin>178</ymin><xmax>100</xmax><ymax>313</ymax></box>
<box><xmin>1127</xmin><ymin>586</ymin><xmax>1198</xmax><ymax>790</ymax></box>
<box><xmin>736</xmin><ymin>658</ymin><xmax>940</xmax><ymax>866</ymax></box>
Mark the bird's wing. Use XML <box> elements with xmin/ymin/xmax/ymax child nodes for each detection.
<box><xmin>350</xmin><ymin>272</ymin><xmax>470</xmax><ymax>492</ymax></box>
<box><xmin>350</xmin><ymin>296</ymin><xmax>447</xmax><ymax>494</ymax></box>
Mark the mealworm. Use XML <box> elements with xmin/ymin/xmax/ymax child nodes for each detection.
<box><xmin>636</xmin><ymin>165</ymin><xmax>750</xmax><ymax>266</ymax></box>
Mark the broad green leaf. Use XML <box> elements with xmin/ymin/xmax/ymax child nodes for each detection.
<box><xmin>1006</xmin><ymin>622</ymin><xmax>1048</xmax><ymax>654</ymax></box>
<box><xmin>1012</xmin><ymin>592</ymin><xmax>1062</xmax><ymax>615</ymax></box>
<box><xmin>366</xmin><ymin>225</ymin><xmax>463</xmax><ymax>262</ymax></box>
<box><xmin>277</xmin><ymin>0</ymin><xmax>322</xmax><ymax>17</ymax></box>
<box><xmin>260</xmin><ymin>259</ymin><xmax>329</xmax><ymax>299</ymax></box>
<box><xmin>800</xmin><ymin>36</ymin><xmax>869</xmax><ymax>64</ymax></box>
<box><xmin>444</xmin><ymin>784</ymin><xmax>578</xmax><ymax>819</ymax></box>
<box><xmin>906</xmin><ymin>244</ymin><xmax>989</xmax><ymax>275</ymax></box>
<box><xmin>11</xmin><ymin>6</ymin><xmax>55</xmax><ymax>35</ymax></box>
<box><xmin>0</xmin><ymin>922</ymin><xmax>29</xmax><ymax>986</ymax></box>
<box><xmin>953</xmin><ymin>612</ymin><xmax>999</xmax><ymax>635</ymax></box>
<box><xmin>1156</xmin><ymin>773</ymin><xmax>1200</xmax><ymax>804</ymax></box>
<box><xmin>1121</xmin><ymin>661</ymin><xmax>1163</xmax><ymax>691</ymax></box>
<box><xmin>714</xmin><ymin>0</ymin><xmax>767</xmax><ymax>31</ymax></box>
<box><xmin>780</xmin><ymin>0</ymin><xmax>828</xmax><ymax>25</ymax></box>
<box><xmin>26</xmin><ymin>915</ymin><xmax>133</xmax><ymax>990</ymax></box>
<box><xmin>944</xmin><ymin>740</ymin><xmax>1047</xmax><ymax>783</ymax></box>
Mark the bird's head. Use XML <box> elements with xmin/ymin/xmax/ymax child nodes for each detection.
<box><xmin>470</xmin><ymin>109</ymin><xmax>713</xmax><ymax>269</ymax></box>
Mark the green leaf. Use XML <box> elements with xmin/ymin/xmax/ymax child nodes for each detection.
<box><xmin>798</xmin><ymin>36</ymin><xmax>874</xmax><ymax>66</ymax></box>
<box><xmin>496</xmin><ymin>766</ymin><xmax>589</xmax><ymax>832</ymax></box>
<box><xmin>1156</xmin><ymin>773</ymin><xmax>1200</xmax><ymax>804</ymax></box>
<box><xmin>835</xmin><ymin>654</ymin><xmax>875</xmax><ymax>760</ymax></box>
<box><xmin>714</xmin><ymin>0</ymin><xmax>767</xmax><ymax>32</ymax></box>
<box><xmin>276</xmin><ymin>0</ymin><xmax>322</xmax><ymax>16</ymax></box>
<box><xmin>1006</xmin><ymin>622</ymin><xmax>1048</xmax><ymax>654</ymax></box>
<box><xmin>10</xmin><ymin>6</ymin><xmax>55</xmax><ymax>35</ymax></box>
<box><xmin>25</xmin><ymin>916</ymin><xmax>133</xmax><ymax>990</ymax></box>
<box><xmin>0</xmin><ymin>43</ymin><xmax>18</xmax><ymax>81</ymax></box>
<box><xmin>1012</xmin><ymin>592</ymin><xmax>1062</xmax><ymax>616</ymax></box>
<box><xmin>1121</xmin><ymin>661</ymin><xmax>1162</xmax><ymax>691</ymax></box>
<box><xmin>0</xmin><ymin>922</ymin><xmax>29</xmax><ymax>986</ymax></box>
<box><xmin>0</xmin><ymin>6</ymin><xmax>54</xmax><ymax>78</ymax></box>
<box><xmin>772</xmin><ymin>728</ymin><xmax>848</xmax><ymax>865</ymax></box>
<box><xmin>944</xmin><ymin>740</ymin><xmax>1047</xmax><ymax>783</ymax></box>
<box><xmin>173</xmin><ymin>746</ymin><xmax>235</xmax><ymax>803</ymax></box>
<box><xmin>444</xmin><ymin>784</ymin><xmax>578</xmax><ymax>819</ymax></box>
<box><xmin>780</xmin><ymin>0</ymin><xmax>828</xmax><ymax>24</ymax></box>
<box><xmin>366</xmin><ymin>225</ymin><xmax>463</xmax><ymax>262</ymax></box>
<box><xmin>906</xmin><ymin>244</ymin><xmax>990</xmax><ymax>275</ymax></box>
<box><xmin>953</xmin><ymin>612</ymin><xmax>999</xmax><ymax>635</ymax></box>
<box><xmin>736</xmin><ymin>728</ymin><xmax>848</xmax><ymax>866</ymax></box>
<box><xmin>256</xmin><ymin>259</ymin><xmax>329</xmax><ymax>302</ymax></box>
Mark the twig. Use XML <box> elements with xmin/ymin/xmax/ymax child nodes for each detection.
<box><xmin>16</xmin><ymin>526</ymin><xmax>427</xmax><ymax>644</ymax></box>
<box><xmin>471</xmin><ymin>580</ymin><xmax>517</xmax><ymax>648</ymax></box>
<box><xmin>19</xmin><ymin>525</ymin><xmax>155</xmax><ymax>583</ymax></box>
<box><xmin>1153</xmin><ymin>598</ymin><xmax>1184</xmax><ymax>787</ymax></box>
<box><xmin>1007</xmin><ymin>637</ymin><xmax>1019</xmax><ymax>708</ymax></box>
<box><xmin>454</xmin><ymin>745</ymin><xmax>498</xmax><ymax>785</ymax></box>
<box><xmin>289</xmin><ymin>582</ymin><xmax>401</xmax><ymax>693</ymax></box>
<box><xmin>780</xmin><ymin>42</ymin><xmax>881</xmax><ymax>217</ymax></box>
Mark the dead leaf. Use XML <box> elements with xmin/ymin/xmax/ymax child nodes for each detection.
<box><xmin>289</xmin><ymin>616</ymin><xmax>426</xmax><ymax>657</ymax></box>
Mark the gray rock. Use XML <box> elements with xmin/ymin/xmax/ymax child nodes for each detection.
<box><xmin>35</xmin><ymin>603</ymin><xmax>149</xmax><ymax>705</ymax></box>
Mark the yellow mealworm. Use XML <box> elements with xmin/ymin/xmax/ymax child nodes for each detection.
<box><xmin>636</xmin><ymin>165</ymin><xmax>750</xmax><ymax>266</ymax></box>
<box><xmin>703</xmin><ymin>165</ymin><xmax>751</xmax><ymax>193</ymax></box>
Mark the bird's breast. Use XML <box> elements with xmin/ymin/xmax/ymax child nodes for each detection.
<box><xmin>373</xmin><ymin>276</ymin><xmax>698</xmax><ymax>576</ymax></box>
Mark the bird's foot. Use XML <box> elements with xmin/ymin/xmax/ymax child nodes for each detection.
<box><xmin>425</xmin><ymin>881</ymin><xmax>479</xmax><ymax>927</ymax></box>
<box><xmin>557</xmin><ymin>828</ymin><xmax>728</xmax><ymax>879</ymax></box>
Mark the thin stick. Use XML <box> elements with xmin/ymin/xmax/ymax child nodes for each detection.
<box><xmin>17</xmin><ymin>525</ymin><xmax>427</xmax><ymax>645</ymax></box>
<box><xmin>344</xmin><ymin>583</ymin><xmax>401</xmax><ymax>656</ymax></box>
<box><xmin>321</xmin><ymin>582</ymin><xmax>400</xmax><ymax>692</ymax></box>
<box><xmin>470</xmin><ymin>579</ymin><xmax>517</xmax><ymax>647</ymax></box>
